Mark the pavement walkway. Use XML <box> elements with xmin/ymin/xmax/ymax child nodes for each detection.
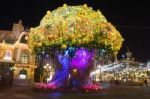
<box><xmin>0</xmin><ymin>85</ymin><xmax>150</xmax><ymax>99</ymax></box>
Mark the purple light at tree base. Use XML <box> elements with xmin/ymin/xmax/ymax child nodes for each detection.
<box><xmin>34</xmin><ymin>48</ymin><xmax>102</xmax><ymax>91</ymax></box>
<box><xmin>47</xmin><ymin>48</ymin><xmax>95</xmax><ymax>88</ymax></box>
<box><xmin>47</xmin><ymin>52</ymin><xmax>70</xmax><ymax>88</ymax></box>
<box><xmin>70</xmin><ymin>48</ymin><xmax>94</xmax><ymax>69</ymax></box>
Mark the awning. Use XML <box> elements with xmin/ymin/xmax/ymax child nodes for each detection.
<box><xmin>0</xmin><ymin>59</ymin><xmax>15</xmax><ymax>63</ymax></box>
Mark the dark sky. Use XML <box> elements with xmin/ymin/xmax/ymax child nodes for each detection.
<box><xmin>0</xmin><ymin>0</ymin><xmax>150</xmax><ymax>62</ymax></box>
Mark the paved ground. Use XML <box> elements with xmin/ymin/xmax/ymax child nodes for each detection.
<box><xmin>0</xmin><ymin>85</ymin><xmax>150</xmax><ymax>99</ymax></box>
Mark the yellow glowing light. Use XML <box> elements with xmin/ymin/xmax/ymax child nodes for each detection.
<box><xmin>61</xmin><ymin>44</ymin><xmax>67</xmax><ymax>49</ymax></box>
<box><xmin>29</xmin><ymin>4</ymin><xmax>124</xmax><ymax>56</ymax></box>
<box><xmin>73</xmin><ymin>69</ymin><xmax>77</xmax><ymax>73</ymax></box>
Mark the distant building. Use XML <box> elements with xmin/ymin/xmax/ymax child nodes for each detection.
<box><xmin>0</xmin><ymin>20</ymin><xmax>36</xmax><ymax>86</ymax></box>
<box><xmin>0</xmin><ymin>20</ymin><xmax>24</xmax><ymax>43</ymax></box>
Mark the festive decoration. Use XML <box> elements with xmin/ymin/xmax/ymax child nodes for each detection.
<box><xmin>48</xmin><ymin>51</ymin><xmax>70</xmax><ymax>88</ymax></box>
<box><xmin>70</xmin><ymin>48</ymin><xmax>94</xmax><ymax>69</ymax></box>
<box><xmin>61</xmin><ymin>44</ymin><xmax>67</xmax><ymax>49</ymax></box>
<box><xmin>29</xmin><ymin>4</ymin><xmax>123</xmax><ymax>56</ymax></box>
<box><xmin>30</xmin><ymin>4</ymin><xmax>124</xmax><ymax>92</ymax></box>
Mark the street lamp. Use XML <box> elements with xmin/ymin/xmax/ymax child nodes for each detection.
<box><xmin>43</xmin><ymin>63</ymin><xmax>51</xmax><ymax>83</ymax></box>
<box><xmin>122</xmin><ymin>54</ymin><xmax>125</xmax><ymax>59</ymax></box>
<box><xmin>99</xmin><ymin>65</ymin><xmax>102</xmax><ymax>82</ymax></box>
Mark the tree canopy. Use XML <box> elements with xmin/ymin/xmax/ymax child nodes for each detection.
<box><xmin>29</xmin><ymin>4</ymin><xmax>123</xmax><ymax>56</ymax></box>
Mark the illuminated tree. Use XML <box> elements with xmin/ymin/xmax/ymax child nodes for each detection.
<box><xmin>30</xmin><ymin>4</ymin><xmax>124</xmax><ymax>90</ymax></box>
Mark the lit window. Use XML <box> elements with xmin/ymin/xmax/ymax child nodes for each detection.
<box><xmin>21</xmin><ymin>53</ymin><xmax>28</xmax><ymax>63</ymax></box>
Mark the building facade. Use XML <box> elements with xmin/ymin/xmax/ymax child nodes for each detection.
<box><xmin>0</xmin><ymin>20</ymin><xmax>36</xmax><ymax>86</ymax></box>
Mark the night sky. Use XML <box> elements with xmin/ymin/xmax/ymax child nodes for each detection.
<box><xmin>0</xmin><ymin>0</ymin><xmax>150</xmax><ymax>62</ymax></box>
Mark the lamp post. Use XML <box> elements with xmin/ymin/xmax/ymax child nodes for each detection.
<box><xmin>99</xmin><ymin>66</ymin><xmax>102</xmax><ymax>82</ymax></box>
<box><xmin>43</xmin><ymin>63</ymin><xmax>51</xmax><ymax>83</ymax></box>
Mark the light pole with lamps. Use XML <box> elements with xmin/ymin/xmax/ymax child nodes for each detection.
<box><xmin>43</xmin><ymin>63</ymin><xmax>51</xmax><ymax>83</ymax></box>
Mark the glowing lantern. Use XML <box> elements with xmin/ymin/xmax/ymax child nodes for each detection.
<box><xmin>61</xmin><ymin>44</ymin><xmax>67</xmax><ymax>49</ymax></box>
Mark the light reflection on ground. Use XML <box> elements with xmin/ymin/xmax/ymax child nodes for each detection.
<box><xmin>49</xmin><ymin>92</ymin><xmax>63</xmax><ymax>96</ymax></box>
<box><xmin>1</xmin><ymin>85</ymin><xmax>150</xmax><ymax>99</ymax></box>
